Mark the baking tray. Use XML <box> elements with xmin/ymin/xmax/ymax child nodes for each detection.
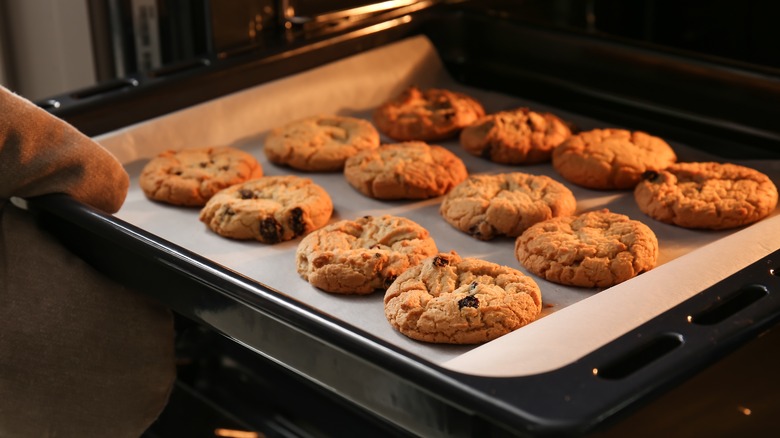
<box><xmin>29</xmin><ymin>8</ymin><xmax>780</xmax><ymax>437</ymax></box>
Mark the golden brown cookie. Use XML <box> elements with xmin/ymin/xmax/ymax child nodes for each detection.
<box><xmin>440</xmin><ymin>172</ymin><xmax>577</xmax><ymax>240</ymax></box>
<box><xmin>460</xmin><ymin>107</ymin><xmax>572</xmax><ymax>164</ymax></box>
<box><xmin>384</xmin><ymin>251</ymin><xmax>542</xmax><ymax>344</ymax></box>
<box><xmin>344</xmin><ymin>141</ymin><xmax>468</xmax><ymax>200</ymax></box>
<box><xmin>139</xmin><ymin>146</ymin><xmax>263</xmax><ymax>207</ymax></box>
<box><xmin>514</xmin><ymin>209</ymin><xmax>659</xmax><ymax>288</ymax></box>
<box><xmin>634</xmin><ymin>162</ymin><xmax>779</xmax><ymax>230</ymax></box>
<box><xmin>199</xmin><ymin>175</ymin><xmax>333</xmax><ymax>243</ymax></box>
<box><xmin>295</xmin><ymin>215</ymin><xmax>438</xmax><ymax>294</ymax></box>
<box><xmin>373</xmin><ymin>87</ymin><xmax>485</xmax><ymax>141</ymax></box>
<box><xmin>264</xmin><ymin>115</ymin><xmax>380</xmax><ymax>172</ymax></box>
<box><xmin>552</xmin><ymin>128</ymin><xmax>677</xmax><ymax>189</ymax></box>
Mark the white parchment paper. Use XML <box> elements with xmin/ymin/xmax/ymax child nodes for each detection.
<box><xmin>97</xmin><ymin>36</ymin><xmax>780</xmax><ymax>377</ymax></box>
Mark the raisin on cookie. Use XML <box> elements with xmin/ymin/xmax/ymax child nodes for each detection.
<box><xmin>199</xmin><ymin>175</ymin><xmax>332</xmax><ymax>243</ymax></box>
<box><xmin>634</xmin><ymin>162</ymin><xmax>779</xmax><ymax>230</ymax></box>
<box><xmin>460</xmin><ymin>107</ymin><xmax>572</xmax><ymax>164</ymax></box>
<box><xmin>514</xmin><ymin>209</ymin><xmax>659</xmax><ymax>288</ymax></box>
<box><xmin>552</xmin><ymin>128</ymin><xmax>677</xmax><ymax>190</ymax></box>
<box><xmin>373</xmin><ymin>86</ymin><xmax>485</xmax><ymax>141</ymax></box>
<box><xmin>384</xmin><ymin>251</ymin><xmax>542</xmax><ymax>344</ymax></box>
<box><xmin>296</xmin><ymin>215</ymin><xmax>438</xmax><ymax>294</ymax></box>
<box><xmin>264</xmin><ymin>115</ymin><xmax>380</xmax><ymax>172</ymax></box>
<box><xmin>440</xmin><ymin>172</ymin><xmax>577</xmax><ymax>240</ymax></box>
<box><xmin>344</xmin><ymin>141</ymin><xmax>468</xmax><ymax>200</ymax></box>
<box><xmin>140</xmin><ymin>146</ymin><xmax>263</xmax><ymax>207</ymax></box>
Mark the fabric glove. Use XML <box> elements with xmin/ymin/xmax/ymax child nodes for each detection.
<box><xmin>0</xmin><ymin>85</ymin><xmax>175</xmax><ymax>438</ymax></box>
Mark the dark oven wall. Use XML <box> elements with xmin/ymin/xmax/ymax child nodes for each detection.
<box><xmin>429</xmin><ymin>0</ymin><xmax>780</xmax><ymax>159</ymax></box>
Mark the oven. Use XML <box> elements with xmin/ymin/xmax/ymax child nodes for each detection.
<box><xmin>28</xmin><ymin>1</ymin><xmax>780</xmax><ymax>436</ymax></box>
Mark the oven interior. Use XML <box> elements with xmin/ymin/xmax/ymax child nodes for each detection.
<box><xmin>29</xmin><ymin>1</ymin><xmax>780</xmax><ymax>436</ymax></box>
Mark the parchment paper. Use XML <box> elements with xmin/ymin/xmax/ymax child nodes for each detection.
<box><xmin>97</xmin><ymin>36</ymin><xmax>780</xmax><ymax>377</ymax></box>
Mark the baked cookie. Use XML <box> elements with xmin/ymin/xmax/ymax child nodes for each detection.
<box><xmin>199</xmin><ymin>175</ymin><xmax>333</xmax><ymax>243</ymax></box>
<box><xmin>296</xmin><ymin>215</ymin><xmax>438</xmax><ymax>294</ymax></box>
<box><xmin>514</xmin><ymin>209</ymin><xmax>659</xmax><ymax>288</ymax></box>
<box><xmin>460</xmin><ymin>107</ymin><xmax>572</xmax><ymax>164</ymax></box>
<box><xmin>264</xmin><ymin>115</ymin><xmax>380</xmax><ymax>172</ymax></box>
<box><xmin>384</xmin><ymin>251</ymin><xmax>542</xmax><ymax>344</ymax></box>
<box><xmin>440</xmin><ymin>172</ymin><xmax>577</xmax><ymax>240</ymax></box>
<box><xmin>373</xmin><ymin>87</ymin><xmax>485</xmax><ymax>141</ymax></box>
<box><xmin>140</xmin><ymin>146</ymin><xmax>263</xmax><ymax>206</ymax></box>
<box><xmin>552</xmin><ymin>128</ymin><xmax>677</xmax><ymax>190</ymax></box>
<box><xmin>634</xmin><ymin>162</ymin><xmax>779</xmax><ymax>230</ymax></box>
<box><xmin>344</xmin><ymin>141</ymin><xmax>468</xmax><ymax>200</ymax></box>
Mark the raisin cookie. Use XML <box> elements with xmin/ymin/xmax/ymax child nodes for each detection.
<box><xmin>440</xmin><ymin>172</ymin><xmax>577</xmax><ymax>240</ymax></box>
<box><xmin>140</xmin><ymin>146</ymin><xmax>263</xmax><ymax>206</ymax></box>
<box><xmin>264</xmin><ymin>115</ymin><xmax>380</xmax><ymax>172</ymax></box>
<box><xmin>460</xmin><ymin>107</ymin><xmax>572</xmax><ymax>164</ymax></box>
<box><xmin>552</xmin><ymin>128</ymin><xmax>677</xmax><ymax>190</ymax></box>
<box><xmin>514</xmin><ymin>209</ymin><xmax>659</xmax><ymax>288</ymax></box>
<box><xmin>296</xmin><ymin>215</ymin><xmax>438</xmax><ymax>294</ymax></box>
<box><xmin>634</xmin><ymin>162</ymin><xmax>779</xmax><ymax>230</ymax></box>
<box><xmin>384</xmin><ymin>251</ymin><xmax>542</xmax><ymax>344</ymax></box>
<box><xmin>344</xmin><ymin>141</ymin><xmax>468</xmax><ymax>200</ymax></box>
<box><xmin>199</xmin><ymin>175</ymin><xmax>333</xmax><ymax>243</ymax></box>
<box><xmin>373</xmin><ymin>87</ymin><xmax>485</xmax><ymax>141</ymax></box>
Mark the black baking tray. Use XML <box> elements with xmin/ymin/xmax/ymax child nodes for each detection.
<box><xmin>30</xmin><ymin>3</ymin><xmax>780</xmax><ymax>436</ymax></box>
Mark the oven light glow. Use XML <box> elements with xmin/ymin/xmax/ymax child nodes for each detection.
<box><xmin>214</xmin><ymin>429</ymin><xmax>261</xmax><ymax>438</ymax></box>
<box><xmin>737</xmin><ymin>406</ymin><xmax>752</xmax><ymax>416</ymax></box>
<box><xmin>592</xmin><ymin>368</ymin><xmax>598</xmax><ymax>376</ymax></box>
<box><xmin>686</xmin><ymin>315</ymin><xmax>693</xmax><ymax>323</ymax></box>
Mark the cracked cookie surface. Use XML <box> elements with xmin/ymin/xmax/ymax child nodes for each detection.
<box><xmin>384</xmin><ymin>251</ymin><xmax>542</xmax><ymax>344</ymax></box>
<box><xmin>344</xmin><ymin>141</ymin><xmax>468</xmax><ymax>199</ymax></box>
<box><xmin>296</xmin><ymin>215</ymin><xmax>438</xmax><ymax>294</ymax></box>
<box><xmin>140</xmin><ymin>146</ymin><xmax>263</xmax><ymax>206</ymax></box>
<box><xmin>552</xmin><ymin>128</ymin><xmax>677</xmax><ymax>189</ymax></box>
<box><xmin>634</xmin><ymin>162</ymin><xmax>778</xmax><ymax>230</ymax></box>
<box><xmin>440</xmin><ymin>172</ymin><xmax>577</xmax><ymax>240</ymax></box>
<box><xmin>264</xmin><ymin>115</ymin><xmax>380</xmax><ymax>172</ymax></box>
<box><xmin>460</xmin><ymin>107</ymin><xmax>572</xmax><ymax>164</ymax></box>
<box><xmin>199</xmin><ymin>175</ymin><xmax>332</xmax><ymax>243</ymax></box>
<box><xmin>514</xmin><ymin>209</ymin><xmax>658</xmax><ymax>288</ymax></box>
<box><xmin>373</xmin><ymin>87</ymin><xmax>485</xmax><ymax>141</ymax></box>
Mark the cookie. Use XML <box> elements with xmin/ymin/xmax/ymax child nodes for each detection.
<box><xmin>440</xmin><ymin>172</ymin><xmax>577</xmax><ymax>240</ymax></box>
<box><xmin>460</xmin><ymin>107</ymin><xmax>572</xmax><ymax>164</ymax></box>
<box><xmin>552</xmin><ymin>128</ymin><xmax>677</xmax><ymax>189</ymax></box>
<box><xmin>344</xmin><ymin>141</ymin><xmax>468</xmax><ymax>200</ymax></box>
<box><xmin>199</xmin><ymin>175</ymin><xmax>333</xmax><ymax>243</ymax></box>
<box><xmin>139</xmin><ymin>146</ymin><xmax>263</xmax><ymax>206</ymax></box>
<box><xmin>264</xmin><ymin>115</ymin><xmax>380</xmax><ymax>172</ymax></box>
<box><xmin>514</xmin><ymin>209</ymin><xmax>659</xmax><ymax>288</ymax></box>
<box><xmin>384</xmin><ymin>251</ymin><xmax>542</xmax><ymax>344</ymax></box>
<box><xmin>296</xmin><ymin>215</ymin><xmax>438</xmax><ymax>294</ymax></box>
<box><xmin>373</xmin><ymin>87</ymin><xmax>485</xmax><ymax>141</ymax></box>
<box><xmin>634</xmin><ymin>162</ymin><xmax>779</xmax><ymax>230</ymax></box>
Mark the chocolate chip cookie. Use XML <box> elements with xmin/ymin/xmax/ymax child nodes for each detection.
<box><xmin>514</xmin><ymin>209</ymin><xmax>659</xmax><ymax>288</ymax></box>
<box><xmin>460</xmin><ymin>107</ymin><xmax>572</xmax><ymax>164</ymax></box>
<box><xmin>552</xmin><ymin>128</ymin><xmax>677</xmax><ymax>190</ymax></box>
<box><xmin>373</xmin><ymin>86</ymin><xmax>485</xmax><ymax>141</ymax></box>
<box><xmin>264</xmin><ymin>115</ymin><xmax>380</xmax><ymax>172</ymax></box>
<box><xmin>384</xmin><ymin>251</ymin><xmax>542</xmax><ymax>344</ymax></box>
<box><xmin>199</xmin><ymin>175</ymin><xmax>333</xmax><ymax>243</ymax></box>
<box><xmin>140</xmin><ymin>146</ymin><xmax>263</xmax><ymax>206</ymax></box>
<box><xmin>634</xmin><ymin>162</ymin><xmax>779</xmax><ymax>230</ymax></box>
<box><xmin>344</xmin><ymin>141</ymin><xmax>468</xmax><ymax>200</ymax></box>
<box><xmin>296</xmin><ymin>215</ymin><xmax>438</xmax><ymax>294</ymax></box>
<box><xmin>440</xmin><ymin>172</ymin><xmax>577</xmax><ymax>240</ymax></box>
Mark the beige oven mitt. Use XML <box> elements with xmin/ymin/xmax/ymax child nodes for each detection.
<box><xmin>0</xmin><ymin>86</ymin><xmax>175</xmax><ymax>437</ymax></box>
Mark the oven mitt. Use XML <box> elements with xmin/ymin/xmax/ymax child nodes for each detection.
<box><xmin>0</xmin><ymin>86</ymin><xmax>175</xmax><ymax>437</ymax></box>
